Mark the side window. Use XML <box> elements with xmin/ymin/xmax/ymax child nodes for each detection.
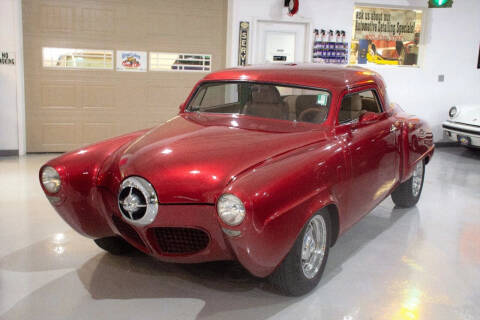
<box><xmin>338</xmin><ymin>90</ymin><xmax>382</xmax><ymax>123</ymax></box>
<box><xmin>359</xmin><ymin>90</ymin><xmax>382</xmax><ymax>113</ymax></box>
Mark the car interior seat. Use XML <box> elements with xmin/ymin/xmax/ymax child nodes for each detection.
<box><xmin>350</xmin><ymin>94</ymin><xmax>366</xmax><ymax>119</ymax></box>
<box><xmin>242</xmin><ymin>85</ymin><xmax>288</xmax><ymax>120</ymax></box>
<box><xmin>338</xmin><ymin>93</ymin><xmax>366</xmax><ymax>123</ymax></box>
<box><xmin>296</xmin><ymin>95</ymin><xmax>328</xmax><ymax>123</ymax></box>
<box><xmin>283</xmin><ymin>95</ymin><xmax>328</xmax><ymax>123</ymax></box>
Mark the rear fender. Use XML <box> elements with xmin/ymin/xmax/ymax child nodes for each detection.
<box><xmin>399</xmin><ymin>117</ymin><xmax>434</xmax><ymax>182</ymax></box>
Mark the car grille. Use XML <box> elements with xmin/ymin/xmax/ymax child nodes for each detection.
<box><xmin>152</xmin><ymin>227</ymin><xmax>209</xmax><ymax>254</ymax></box>
<box><xmin>112</xmin><ymin>215</ymin><xmax>146</xmax><ymax>249</ymax></box>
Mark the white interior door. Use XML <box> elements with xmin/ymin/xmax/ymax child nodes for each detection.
<box><xmin>255</xmin><ymin>21</ymin><xmax>308</xmax><ymax>64</ymax></box>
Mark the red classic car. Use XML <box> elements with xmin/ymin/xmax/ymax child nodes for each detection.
<box><xmin>39</xmin><ymin>64</ymin><xmax>434</xmax><ymax>296</ymax></box>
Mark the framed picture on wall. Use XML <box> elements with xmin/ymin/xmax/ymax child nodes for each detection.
<box><xmin>350</xmin><ymin>5</ymin><xmax>424</xmax><ymax>67</ymax></box>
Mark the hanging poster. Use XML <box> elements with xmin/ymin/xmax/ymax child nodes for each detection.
<box><xmin>353</xmin><ymin>7</ymin><xmax>417</xmax><ymax>42</ymax></box>
<box><xmin>116</xmin><ymin>51</ymin><xmax>147</xmax><ymax>72</ymax></box>
<box><xmin>238</xmin><ymin>21</ymin><xmax>249</xmax><ymax>66</ymax></box>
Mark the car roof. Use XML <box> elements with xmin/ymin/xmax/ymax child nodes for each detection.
<box><xmin>202</xmin><ymin>64</ymin><xmax>383</xmax><ymax>90</ymax></box>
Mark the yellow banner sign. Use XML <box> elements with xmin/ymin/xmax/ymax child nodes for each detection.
<box><xmin>353</xmin><ymin>7</ymin><xmax>418</xmax><ymax>42</ymax></box>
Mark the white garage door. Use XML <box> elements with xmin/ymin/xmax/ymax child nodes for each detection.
<box><xmin>23</xmin><ymin>0</ymin><xmax>227</xmax><ymax>152</ymax></box>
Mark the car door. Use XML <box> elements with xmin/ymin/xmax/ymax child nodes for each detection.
<box><xmin>335</xmin><ymin>87</ymin><xmax>399</xmax><ymax>227</ymax></box>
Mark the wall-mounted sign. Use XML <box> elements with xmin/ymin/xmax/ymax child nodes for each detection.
<box><xmin>238</xmin><ymin>21</ymin><xmax>249</xmax><ymax>66</ymax></box>
<box><xmin>0</xmin><ymin>51</ymin><xmax>15</xmax><ymax>65</ymax></box>
<box><xmin>350</xmin><ymin>6</ymin><xmax>423</xmax><ymax>66</ymax></box>
<box><xmin>116</xmin><ymin>51</ymin><xmax>147</xmax><ymax>72</ymax></box>
<box><xmin>353</xmin><ymin>7</ymin><xmax>418</xmax><ymax>42</ymax></box>
<box><xmin>478</xmin><ymin>45</ymin><xmax>480</xmax><ymax>69</ymax></box>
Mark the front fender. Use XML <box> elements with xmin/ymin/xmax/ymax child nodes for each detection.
<box><xmin>40</xmin><ymin>129</ymin><xmax>149</xmax><ymax>238</ymax></box>
<box><xmin>220</xmin><ymin>139</ymin><xmax>345</xmax><ymax>277</ymax></box>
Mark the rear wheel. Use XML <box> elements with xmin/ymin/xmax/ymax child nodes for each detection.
<box><xmin>94</xmin><ymin>236</ymin><xmax>136</xmax><ymax>255</ymax></box>
<box><xmin>269</xmin><ymin>210</ymin><xmax>331</xmax><ymax>296</ymax></box>
<box><xmin>391</xmin><ymin>160</ymin><xmax>425</xmax><ymax>208</ymax></box>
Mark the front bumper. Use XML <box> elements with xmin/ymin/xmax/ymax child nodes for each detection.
<box><xmin>48</xmin><ymin>185</ymin><xmax>295</xmax><ymax>278</ymax></box>
<box><xmin>98</xmin><ymin>188</ymin><xmax>235</xmax><ymax>263</ymax></box>
<box><xmin>442</xmin><ymin>121</ymin><xmax>480</xmax><ymax>147</ymax></box>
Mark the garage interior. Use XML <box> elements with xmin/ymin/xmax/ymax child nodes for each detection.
<box><xmin>1</xmin><ymin>0</ymin><xmax>479</xmax><ymax>319</ymax></box>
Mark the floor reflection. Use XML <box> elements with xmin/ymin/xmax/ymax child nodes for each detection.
<box><xmin>0</xmin><ymin>205</ymin><xmax>416</xmax><ymax>320</ymax></box>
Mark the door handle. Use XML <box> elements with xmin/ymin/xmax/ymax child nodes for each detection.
<box><xmin>390</xmin><ymin>124</ymin><xmax>397</xmax><ymax>132</ymax></box>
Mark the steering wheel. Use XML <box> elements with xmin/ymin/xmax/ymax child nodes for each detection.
<box><xmin>298</xmin><ymin>108</ymin><xmax>326</xmax><ymax>123</ymax></box>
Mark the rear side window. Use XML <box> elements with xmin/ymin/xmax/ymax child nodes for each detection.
<box><xmin>338</xmin><ymin>90</ymin><xmax>382</xmax><ymax>123</ymax></box>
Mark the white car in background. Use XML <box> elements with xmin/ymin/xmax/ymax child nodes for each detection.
<box><xmin>443</xmin><ymin>105</ymin><xmax>480</xmax><ymax>149</ymax></box>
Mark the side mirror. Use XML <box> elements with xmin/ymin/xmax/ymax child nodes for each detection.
<box><xmin>359</xmin><ymin>111</ymin><xmax>380</xmax><ymax>123</ymax></box>
<box><xmin>178</xmin><ymin>103</ymin><xmax>185</xmax><ymax>113</ymax></box>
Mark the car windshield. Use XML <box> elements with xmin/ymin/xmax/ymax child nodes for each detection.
<box><xmin>186</xmin><ymin>82</ymin><xmax>331</xmax><ymax>124</ymax></box>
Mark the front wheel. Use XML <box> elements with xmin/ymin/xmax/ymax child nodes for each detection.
<box><xmin>269</xmin><ymin>211</ymin><xmax>331</xmax><ymax>296</ymax></box>
<box><xmin>94</xmin><ymin>236</ymin><xmax>136</xmax><ymax>255</ymax></box>
<box><xmin>391</xmin><ymin>160</ymin><xmax>425</xmax><ymax>208</ymax></box>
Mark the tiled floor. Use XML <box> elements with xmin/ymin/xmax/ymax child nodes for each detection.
<box><xmin>0</xmin><ymin>146</ymin><xmax>479</xmax><ymax>320</ymax></box>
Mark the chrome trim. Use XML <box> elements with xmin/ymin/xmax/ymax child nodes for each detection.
<box><xmin>222</xmin><ymin>228</ymin><xmax>242</xmax><ymax>237</ymax></box>
<box><xmin>444</xmin><ymin>120</ymin><xmax>480</xmax><ymax>129</ymax></box>
<box><xmin>118</xmin><ymin>176</ymin><xmax>158</xmax><ymax>226</ymax></box>
<box><xmin>443</xmin><ymin>124</ymin><xmax>480</xmax><ymax>137</ymax></box>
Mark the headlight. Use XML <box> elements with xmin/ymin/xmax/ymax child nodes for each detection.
<box><xmin>41</xmin><ymin>166</ymin><xmax>61</xmax><ymax>193</ymax></box>
<box><xmin>217</xmin><ymin>194</ymin><xmax>246</xmax><ymax>226</ymax></box>
<box><xmin>449</xmin><ymin>106</ymin><xmax>457</xmax><ymax>118</ymax></box>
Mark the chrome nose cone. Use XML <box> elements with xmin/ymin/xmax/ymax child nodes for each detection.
<box><xmin>118</xmin><ymin>176</ymin><xmax>158</xmax><ymax>226</ymax></box>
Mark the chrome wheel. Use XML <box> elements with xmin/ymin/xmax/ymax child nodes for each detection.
<box><xmin>301</xmin><ymin>215</ymin><xmax>327</xmax><ymax>279</ymax></box>
<box><xmin>412</xmin><ymin>161</ymin><xmax>424</xmax><ymax>197</ymax></box>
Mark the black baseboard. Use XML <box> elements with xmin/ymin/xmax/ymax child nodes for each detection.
<box><xmin>0</xmin><ymin>150</ymin><xmax>19</xmax><ymax>156</ymax></box>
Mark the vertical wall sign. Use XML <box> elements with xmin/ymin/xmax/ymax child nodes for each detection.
<box><xmin>0</xmin><ymin>51</ymin><xmax>15</xmax><ymax>65</ymax></box>
<box><xmin>478</xmin><ymin>45</ymin><xmax>480</xmax><ymax>69</ymax></box>
<box><xmin>238</xmin><ymin>21</ymin><xmax>249</xmax><ymax>66</ymax></box>
<box><xmin>116</xmin><ymin>51</ymin><xmax>147</xmax><ymax>72</ymax></box>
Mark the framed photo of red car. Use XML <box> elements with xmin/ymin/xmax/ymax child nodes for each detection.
<box><xmin>116</xmin><ymin>50</ymin><xmax>147</xmax><ymax>72</ymax></box>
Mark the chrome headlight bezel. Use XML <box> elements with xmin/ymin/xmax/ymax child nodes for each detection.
<box><xmin>118</xmin><ymin>176</ymin><xmax>159</xmax><ymax>226</ymax></box>
<box><xmin>449</xmin><ymin>106</ymin><xmax>458</xmax><ymax>118</ymax></box>
<box><xmin>41</xmin><ymin>166</ymin><xmax>61</xmax><ymax>194</ymax></box>
<box><xmin>216</xmin><ymin>193</ymin><xmax>246</xmax><ymax>226</ymax></box>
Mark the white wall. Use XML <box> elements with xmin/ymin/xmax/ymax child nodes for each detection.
<box><xmin>227</xmin><ymin>0</ymin><xmax>480</xmax><ymax>141</ymax></box>
<box><xmin>0</xmin><ymin>0</ymin><xmax>24</xmax><ymax>154</ymax></box>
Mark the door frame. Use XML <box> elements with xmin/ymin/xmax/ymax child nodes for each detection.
<box><xmin>250</xmin><ymin>18</ymin><xmax>312</xmax><ymax>65</ymax></box>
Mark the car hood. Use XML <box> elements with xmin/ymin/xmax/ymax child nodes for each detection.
<box><xmin>100</xmin><ymin>114</ymin><xmax>328</xmax><ymax>204</ymax></box>
<box><xmin>451</xmin><ymin>105</ymin><xmax>480</xmax><ymax>126</ymax></box>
